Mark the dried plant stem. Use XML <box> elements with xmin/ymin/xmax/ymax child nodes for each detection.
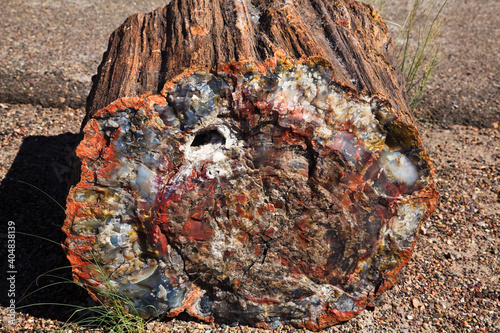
<box><xmin>368</xmin><ymin>0</ymin><xmax>447</xmax><ymax>109</ymax></box>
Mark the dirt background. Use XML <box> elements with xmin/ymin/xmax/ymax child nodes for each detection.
<box><xmin>0</xmin><ymin>0</ymin><xmax>498</xmax><ymax>332</ymax></box>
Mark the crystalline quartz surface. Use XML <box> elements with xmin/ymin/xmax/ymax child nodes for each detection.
<box><xmin>64</xmin><ymin>58</ymin><xmax>435</xmax><ymax>330</ymax></box>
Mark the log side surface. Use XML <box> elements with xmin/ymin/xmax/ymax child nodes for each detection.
<box><xmin>85</xmin><ymin>0</ymin><xmax>410</xmax><ymax>130</ymax></box>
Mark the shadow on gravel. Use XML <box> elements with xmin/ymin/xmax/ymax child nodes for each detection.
<box><xmin>0</xmin><ymin>133</ymin><xmax>93</xmax><ymax>321</ymax></box>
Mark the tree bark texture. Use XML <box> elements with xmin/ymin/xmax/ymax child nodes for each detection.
<box><xmin>85</xmin><ymin>0</ymin><xmax>410</xmax><ymax>129</ymax></box>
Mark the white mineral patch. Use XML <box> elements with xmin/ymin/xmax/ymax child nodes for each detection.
<box><xmin>209</xmin><ymin>226</ymin><xmax>226</xmax><ymax>261</ymax></box>
<box><xmin>241</xmin><ymin>62</ymin><xmax>387</xmax><ymax>157</ymax></box>
<box><xmin>74</xmin><ymin>189</ymin><xmax>100</xmax><ymax>202</ymax></box>
<box><xmin>205</xmin><ymin>154</ymin><xmax>234</xmax><ymax>179</ymax></box>
<box><xmin>135</xmin><ymin>163</ymin><xmax>157</xmax><ymax>199</ymax></box>
<box><xmin>379</xmin><ymin>150</ymin><xmax>419</xmax><ymax>187</ymax></box>
<box><xmin>118</xmin><ymin>223</ymin><xmax>132</xmax><ymax>233</ymax></box>
<box><xmin>389</xmin><ymin>202</ymin><xmax>425</xmax><ymax>248</ymax></box>
<box><xmin>129</xmin><ymin>264</ymin><xmax>158</xmax><ymax>283</ymax></box>
<box><xmin>348</xmin><ymin>103</ymin><xmax>376</xmax><ymax>129</ymax></box>
<box><xmin>183</xmin><ymin>124</ymin><xmax>242</xmax><ymax>179</ymax></box>
<box><xmin>326</xmin><ymin>92</ymin><xmax>342</xmax><ymax>116</ymax></box>
<box><xmin>158</xmin><ymin>284</ymin><xmax>168</xmax><ymax>300</ymax></box>
<box><xmin>185</xmin><ymin>140</ymin><xmax>225</xmax><ymax>161</ymax></box>
<box><xmin>313</xmin><ymin>125</ymin><xmax>333</xmax><ymax>141</ymax></box>
<box><xmin>111</xmin><ymin>159</ymin><xmax>134</xmax><ymax>183</ymax></box>
<box><xmin>106</xmin><ymin>119</ymin><xmax>119</xmax><ymax>128</ymax></box>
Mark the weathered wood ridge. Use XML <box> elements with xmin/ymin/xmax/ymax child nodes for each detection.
<box><xmin>86</xmin><ymin>0</ymin><xmax>409</xmax><ymax>128</ymax></box>
<box><xmin>65</xmin><ymin>0</ymin><xmax>439</xmax><ymax>330</ymax></box>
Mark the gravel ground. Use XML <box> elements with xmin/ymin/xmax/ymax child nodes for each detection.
<box><xmin>372</xmin><ymin>0</ymin><xmax>500</xmax><ymax>128</ymax></box>
<box><xmin>1</xmin><ymin>0</ymin><xmax>499</xmax><ymax>332</ymax></box>
<box><xmin>0</xmin><ymin>0</ymin><xmax>170</xmax><ymax>109</ymax></box>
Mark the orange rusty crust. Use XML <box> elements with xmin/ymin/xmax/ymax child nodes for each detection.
<box><xmin>63</xmin><ymin>184</ymin><xmax>115</xmax><ymax>303</ymax></box>
<box><xmin>77</xmin><ymin>163</ymin><xmax>95</xmax><ymax>185</ymax></box>
<box><xmin>144</xmin><ymin>94</ymin><xmax>168</xmax><ymax>113</ymax></box>
<box><xmin>76</xmin><ymin>119</ymin><xmax>106</xmax><ymax>160</ymax></box>
<box><xmin>93</xmin><ymin>96</ymin><xmax>146</xmax><ymax>118</ymax></box>
<box><xmin>217</xmin><ymin>58</ymin><xmax>262</xmax><ymax>77</ymax></box>
<box><xmin>96</xmin><ymin>145</ymin><xmax>120</xmax><ymax>180</ymax></box>
<box><xmin>375</xmin><ymin>186</ymin><xmax>439</xmax><ymax>296</ymax></box>
<box><xmin>295</xmin><ymin>306</ymin><xmax>361</xmax><ymax>331</ymax></box>
<box><xmin>63</xmin><ymin>188</ymin><xmax>90</xmax><ymax>236</ymax></box>
<box><xmin>234</xmin><ymin>193</ymin><xmax>247</xmax><ymax>205</ymax></box>
<box><xmin>190</xmin><ymin>25</ymin><xmax>208</xmax><ymax>35</ymax></box>
<box><xmin>62</xmin><ymin>233</ymin><xmax>98</xmax><ymax>289</ymax></box>
<box><xmin>90</xmin><ymin>94</ymin><xmax>168</xmax><ymax>128</ymax></box>
<box><xmin>62</xmin><ymin>221</ymin><xmax>113</xmax><ymax>304</ymax></box>
<box><xmin>160</xmin><ymin>67</ymin><xmax>214</xmax><ymax>96</ymax></box>
<box><xmin>344</xmin><ymin>185</ymin><xmax>439</xmax><ymax>301</ymax></box>
<box><xmin>184</xmin><ymin>291</ymin><xmax>214</xmax><ymax>323</ymax></box>
<box><xmin>75</xmin><ymin>115</ymin><xmax>121</xmax><ymax>186</ymax></box>
<box><xmin>167</xmin><ymin>286</ymin><xmax>206</xmax><ymax>318</ymax></box>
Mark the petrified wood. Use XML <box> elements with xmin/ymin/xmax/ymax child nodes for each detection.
<box><xmin>64</xmin><ymin>0</ymin><xmax>438</xmax><ymax>330</ymax></box>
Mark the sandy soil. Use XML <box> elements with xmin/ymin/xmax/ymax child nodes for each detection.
<box><xmin>0</xmin><ymin>0</ymin><xmax>499</xmax><ymax>332</ymax></box>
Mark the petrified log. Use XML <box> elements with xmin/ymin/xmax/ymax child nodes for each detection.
<box><xmin>64</xmin><ymin>0</ymin><xmax>438</xmax><ymax>330</ymax></box>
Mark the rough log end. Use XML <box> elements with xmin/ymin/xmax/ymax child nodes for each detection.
<box><xmin>65</xmin><ymin>50</ymin><xmax>437</xmax><ymax>329</ymax></box>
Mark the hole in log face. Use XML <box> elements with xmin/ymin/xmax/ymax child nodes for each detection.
<box><xmin>65</xmin><ymin>57</ymin><xmax>437</xmax><ymax>329</ymax></box>
<box><xmin>191</xmin><ymin>129</ymin><xmax>226</xmax><ymax>147</ymax></box>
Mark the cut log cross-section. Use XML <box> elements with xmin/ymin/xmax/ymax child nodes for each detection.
<box><xmin>64</xmin><ymin>0</ymin><xmax>438</xmax><ymax>331</ymax></box>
